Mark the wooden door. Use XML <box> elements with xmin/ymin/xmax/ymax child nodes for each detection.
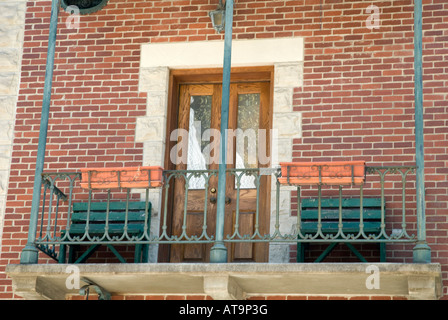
<box><xmin>169</xmin><ymin>82</ymin><xmax>271</xmax><ymax>262</ymax></box>
<box><xmin>225</xmin><ymin>82</ymin><xmax>271</xmax><ymax>262</ymax></box>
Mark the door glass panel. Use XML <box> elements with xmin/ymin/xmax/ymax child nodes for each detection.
<box><xmin>236</xmin><ymin>93</ymin><xmax>260</xmax><ymax>189</ymax></box>
<box><xmin>187</xmin><ymin>95</ymin><xmax>212</xmax><ymax>189</ymax></box>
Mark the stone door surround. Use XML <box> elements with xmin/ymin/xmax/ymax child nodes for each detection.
<box><xmin>136</xmin><ymin>38</ymin><xmax>304</xmax><ymax>262</ymax></box>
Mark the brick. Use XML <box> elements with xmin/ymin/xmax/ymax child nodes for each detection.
<box><xmin>308</xmin><ymin>296</ymin><xmax>329</xmax><ymax>300</ymax></box>
<box><xmin>124</xmin><ymin>295</ymin><xmax>145</xmax><ymax>300</ymax></box>
<box><xmin>328</xmin><ymin>296</ymin><xmax>349</xmax><ymax>300</ymax></box>
<box><xmin>370</xmin><ymin>296</ymin><xmax>393</xmax><ymax>300</ymax></box>
<box><xmin>144</xmin><ymin>295</ymin><xmax>166</xmax><ymax>300</ymax></box>
<box><xmin>165</xmin><ymin>295</ymin><xmax>186</xmax><ymax>300</ymax></box>
<box><xmin>266</xmin><ymin>295</ymin><xmax>287</xmax><ymax>300</ymax></box>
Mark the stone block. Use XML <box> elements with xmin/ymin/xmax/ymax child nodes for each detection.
<box><xmin>0</xmin><ymin>96</ymin><xmax>16</xmax><ymax>119</ymax></box>
<box><xmin>271</xmin><ymin>137</ymin><xmax>292</xmax><ymax>167</ymax></box>
<box><xmin>0</xmin><ymin>25</ymin><xmax>24</xmax><ymax>48</ymax></box>
<box><xmin>146</xmin><ymin>91</ymin><xmax>168</xmax><ymax>116</ymax></box>
<box><xmin>408</xmin><ymin>275</ymin><xmax>442</xmax><ymax>300</ymax></box>
<box><xmin>0</xmin><ymin>170</ymin><xmax>8</xmax><ymax>195</ymax></box>
<box><xmin>0</xmin><ymin>194</ymin><xmax>5</xmax><ymax>237</ymax></box>
<box><xmin>138</xmin><ymin>67</ymin><xmax>169</xmax><ymax>93</ymax></box>
<box><xmin>138</xmin><ymin>188</ymin><xmax>162</xmax><ymax>216</ymax></box>
<box><xmin>0</xmin><ymin>73</ymin><xmax>19</xmax><ymax>95</ymax></box>
<box><xmin>270</xmin><ymin>190</ymin><xmax>296</xmax><ymax>233</ymax></box>
<box><xmin>0</xmin><ymin>145</ymin><xmax>12</xmax><ymax>170</ymax></box>
<box><xmin>273</xmin><ymin>87</ymin><xmax>293</xmax><ymax>113</ymax></box>
<box><xmin>0</xmin><ymin>48</ymin><xmax>20</xmax><ymax>72</ymax></box>
<box><xmin>273</xmin><ymin>112</ymin><xmax>302</xmax><ymax>139</ymax></box>
<box><xmin>0</xmin><ymin>120</ymin><xmax>14</xmax><ymax>144</ymax></box>
<box><xmin>142</xmin><ymin>141</ymin><xmax>165</xmax><ymax>167</ymax></box>
<box><xmin>0</xmin><ymin>2</ymin><xmax>26</xmax><ymax>26</ymax></box>
<box><xmin>269</xmin><ymin>243</ymin><xmax>291</xmax><ymax>263</ymax></box>
<box><xmin>135</xmin><ymin>116</ymin><xmax>166</xmax><ymax>143</ymax></box>
<box><xmin>274</xmin><ymin>62</ymin><xmax>303</xmax><ymax>88</ymax></box>
<box><xmin>203</xmin><ymin>275</ymin><xmax>244</xmax><ymax>300</ymax></box>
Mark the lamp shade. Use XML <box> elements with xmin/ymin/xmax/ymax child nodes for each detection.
<box><xmin>61</xmin><ymin>0</ymin><xmax>109</xmax><ymax>15</ymax></box>
<box><xmin>209</xmin><ymin>7</ymin><xmax>225</xmax><ymax>33</ymax></box>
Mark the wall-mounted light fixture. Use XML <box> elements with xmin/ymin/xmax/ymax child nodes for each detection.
<box><xmin>209</xmin><ymin>0</ymin><xmax>225</xmax><ymax>33</ymax></box>
<box><xmin>61</xmin><ymin>0</ymin><xmax>109</xmax><ymax>15</ymax></box>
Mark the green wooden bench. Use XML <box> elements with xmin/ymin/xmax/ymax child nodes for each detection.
<box><xmin>58</xmin><ymin>201</ymin><xmax>151</xmax><ymax>263</ymax></box>
<box><xmin>297</xmin><ymin>198</ymin><xmax>386</xmax><ymax>263</ymax></box>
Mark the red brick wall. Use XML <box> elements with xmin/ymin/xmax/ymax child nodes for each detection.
<box><xmin>1</xmin><ymin>0</ymin><xmax>447</xmax><ymax>299</ymax></box>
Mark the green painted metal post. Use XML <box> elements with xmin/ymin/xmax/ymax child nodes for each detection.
<box><xmin>210</xmin><ymin>0</ymin><xmax>234</xmax><ymax>263</ymax></box>
<box><xmin>20</xmin><ymin>0</ymin><xmax>61</xmax><ymax>264</ymax></box>
<box><xmin>412</xmin><ymin>0</ymin><xmax>431</xmax><ymax>263</ymax></box>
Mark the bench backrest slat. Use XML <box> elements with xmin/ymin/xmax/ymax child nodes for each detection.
<box><xmin>300</xmin><ymin>198</ymin><xmax>384</xmax><ymax>234</ymax></box>
<box><xmin>71</xmin><ymin>201</ymin><xmax>150</xmax><ymax>223</ymax></box>
<box><xmin>73</xmin><ymin>201</ymin><xmax>148</xmax><ymax>212</ymax></box>
<box><xmin>302</xmin><ymin>198</ymin><xmax>382</xmax><ymax>208</ymax></box>
<box><xmin>301</xmin><ymin>209</ymin><xmax>381</xmax><ymax>220</ymax></box>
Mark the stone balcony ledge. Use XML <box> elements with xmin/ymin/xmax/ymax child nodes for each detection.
<box><xmin>6</xmin><ymin>263</ymin><xmax>442</xmax><ymax>300</ymax></box>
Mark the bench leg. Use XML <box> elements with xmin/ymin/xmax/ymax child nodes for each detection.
<box><xmin>75</xmin><ymin>244</ymin><xmax>101</xmax><ymax>263</ymax></box>
<box><xmin>315</xmin><ymin>242</ymin><xmax>338</xmax><ymax>263</ymax></box>
<box><xmin>133</xmin><ymin>243</ymin><xmax>150</xmax><ymax>263</ymax></box>
<box><xmin>298</xmin><ymin>241</ymin><xmax>385</xmax><ymax>263</ymax></box>
<box><xmin>142</xmin><ymin>244</ymin><xmax>149</xmax><ymax>263</ymax></box>
<box><xmin>345</xmin><ymin>243</ymin><xmax>368</xmax><ymax>263</ymax></box>
<box><xmin>134</xmin><ymin>244</ymin><xmax>142</xmax><ymax>263</ymax></box>
<box><xmin>58</xmin><ymin>244</ymin><xmax>66</xmax><ymax>263</ymax></box>
<box><xmin>106</xmin><ymin>244</ymin><xmax>127</xmax><ymax>263</ymax></box>
<box><xmin>297</xmin><ymin>243</ymin><xmax>305</xmax><ymax>262</ymax></box>
<box><xmin>380</xmin><ymin>242</ymin><xmax>386</xmax><ymax>262</ymax></box>
<box><xmin>67</xmin><ymin>244</ymin><xmax>145</xmax><ymax>263</ymax></box>
<box><xmin>68</xmin><ymin>245</ymin><xmax>77</xmax><ymax>263</ymax></box>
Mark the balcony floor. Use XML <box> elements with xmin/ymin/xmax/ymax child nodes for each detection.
<box><xmin>6</xmin><ymin>262</ymin><xmax>442</xmax><ymax>300</ymax></box>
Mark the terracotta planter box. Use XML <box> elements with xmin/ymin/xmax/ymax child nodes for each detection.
<box><xmin>80</xmin><ymin>166</ymin><xmax>163</xmax><ymax>189</ymax></box>
<box><xmin>278</xmin><ymin>161</ymin><xmax>366</xmax><ymax>186</ymax></box>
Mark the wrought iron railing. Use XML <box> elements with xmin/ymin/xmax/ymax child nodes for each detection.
<box><xmin>33</xmin><ymin>166</ymin><xmax>419</xmax><ymax>262</ymax></box>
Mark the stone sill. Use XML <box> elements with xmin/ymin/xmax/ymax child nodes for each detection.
<box><xmin>6</xmin><ymin>263</ymin><xmax>443</xmax><ymax>300</ymax></box>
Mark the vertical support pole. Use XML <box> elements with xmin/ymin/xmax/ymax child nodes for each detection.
<box><xmin>210</xmin><ymin>0</ymin><xmax>234</xmax><ymax>263</ymax></box>
<box><xmin>413</xmin><ymin>0</ymin><xmax>431</xmax><ymax>263</ymax></box>
<box><xmin>20</xmin><ymin>0</ymin><xmax>60</xmax><ymax>264</ymax></box>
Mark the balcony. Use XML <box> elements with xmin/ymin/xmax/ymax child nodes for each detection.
<box><xmin>6</xmin><ymin>165</ymin><xmax>443</xmax><ymax>300</ymax></box>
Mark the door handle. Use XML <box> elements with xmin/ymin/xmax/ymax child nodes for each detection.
<box><xmin>209</xmin><ymin>196</ymin><xmax>231</xmax><ymax>204</ymax></box>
